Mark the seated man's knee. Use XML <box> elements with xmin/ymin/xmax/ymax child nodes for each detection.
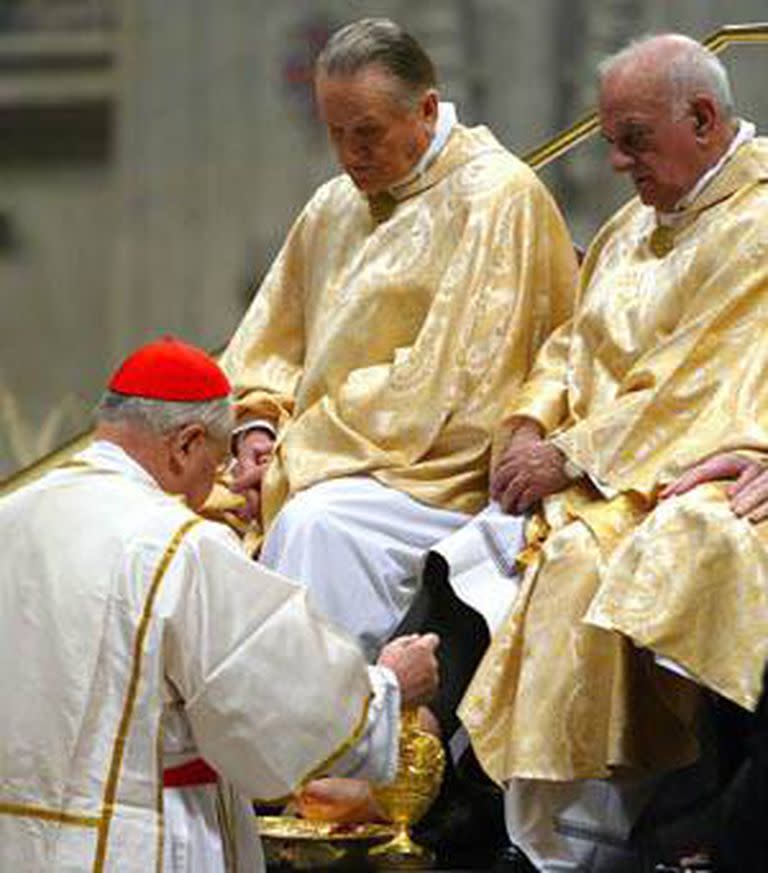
<box><xmin>273</xmin><ymin>484</ymin><xmax>347</xmax><ymax>541</ymax></box>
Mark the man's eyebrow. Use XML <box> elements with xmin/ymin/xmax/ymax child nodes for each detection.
<box><xmin>617</xmin><ymin>119</ymin><xmax>652</xmax><ymax>133</ymax></box>
<box><xmin>329</xmin><ymin>114</ymin><xmax>378</xmax><ymax>128</ymax></box>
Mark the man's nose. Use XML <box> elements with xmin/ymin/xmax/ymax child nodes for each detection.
<box><xmin>609</xmin><ymin>144</ymin><xmax>634</xmax><ymax>173</ymax></box>
<box><xmin>345</xmin><ymin>135</ymin><xmax>372</xmax><ymax>160</ymax></box>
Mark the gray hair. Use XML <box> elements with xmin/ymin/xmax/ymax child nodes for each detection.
<box><xmin>598</xmin><ymin>34</ymin><xmax>734</xmax><ymax>119</ymax></box>
<box><xmin>96</xmin><ymin>391</ymin><xmax>234</xmax><ymax>442</ymax></box>
<box><xmin>315</xmin><ymin>18</ymin><xmax>437</xmax><ymax>105</ymax></box>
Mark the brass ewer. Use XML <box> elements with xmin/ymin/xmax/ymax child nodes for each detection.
<box><xmin>369</xmin><ymin>708</ymin><xmax>446</xmax><ymax>867</ymax></box>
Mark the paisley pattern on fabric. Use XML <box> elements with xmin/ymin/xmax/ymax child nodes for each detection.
<box><xmin>461</xmin><ymin>138</ymin><xmax>768</xmax><ymax>785</ymax></box>
<box><xmin>217</xmin><ymin>124</ymin><xmax>578</xmax><ymax>529</ymax></box>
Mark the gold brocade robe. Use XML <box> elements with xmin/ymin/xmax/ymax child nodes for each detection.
<box><xmin>218</xmin><ymin>124</ymin><xmax>577</xmax><ymax>535</ymax></box>
<box><xmin>460</xmin><ymin>138</ymin><xmax>768</xmax><ymax>785</ymax></box>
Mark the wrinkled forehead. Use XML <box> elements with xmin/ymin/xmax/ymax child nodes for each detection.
<box><xmin>315</xmin><ymin>65</ymin><xmax>415</xmax><ymax>124</ymax></box>
<box><xmin>599</xmin><ymin>68</ymin><xmax>676</xmax><ymax>133</ymax></box>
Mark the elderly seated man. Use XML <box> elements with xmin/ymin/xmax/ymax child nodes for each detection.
<box><xmin>404</xmin><ymin>33</ymin><xmax>768</xmax><ymax>873</ymax></box>
<box><xmin>0</xmin><ymin>337</ymin><xmax>440</xmax><ymax>873</ymax></box>
<box><xmin>216</xmin><ymin>17</ymin><xmax>577</xmax><ymax>659</ymax></box>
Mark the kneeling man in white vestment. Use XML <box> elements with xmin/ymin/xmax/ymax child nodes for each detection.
<box><xmin>0</xmin><ymin>337</ymin><xmax>439</xmax><ymax>873</ymax></box>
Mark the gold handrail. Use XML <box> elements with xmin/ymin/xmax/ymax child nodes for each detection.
<box><xmin>524</xmin><ymin>22</ymin><xmax>768</xmax><ymax>170</ymax></box>
<box><xmin>3</xmin><ymin>20</ymin><xmax>768</xmax><ymax>498</ymax></box>
<box><xmin>1</xmin><ymin>430</ymin><xmax>95</xmax><ymax>496</ymax></box>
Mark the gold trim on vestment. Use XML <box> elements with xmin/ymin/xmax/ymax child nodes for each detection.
<box><xmin>57</xmin><ymin>459</ymin><xmax>92</xmax><ymax>470</ymax></box>
<box><xmin>300</xmin><ymin>692</ymin><xmax>374</xmax><ymax>784</ymax></box>
<box><xmin>154</xmin><ymin>718</ymin><xmax>165</xmax><ymax>873</ymax></box>
<box><xmin>251</xmin><ymin>691</ymin><xmax>374</xmax><ymax>806</ymax></box>
<box><xmin>58</xmin><ymin>459</ymin><xmax>120</xmax><ymax>477</ymax></box>
<box><xmin>92</xmin><ymin>516</ymin><xmax>202</xmax><ymax>873</ymax></box>
<box><xmin>515</xmin><ymin>512</ymin><xmax>551</xmax><ymax>571</ymax></box>
<box><xmin>215</xmin><ymin>783</ymin><xmax>238</xmax><ymax>873</ymax></box>
<box><xmin>0</xmin><ymin>801</ymin><xmax>101</xmax><ymax>828</ymax></box>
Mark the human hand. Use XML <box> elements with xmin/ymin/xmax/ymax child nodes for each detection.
<box><xmin>491</xmin><ymin>420</ymin><xmax>544</xmax><ymax>501</ymax></box>
<box><xmin>661</xmin><ymin>453</ymin><xmax>768</xmax><ymax>523</ymax></box>
<box><xmin>491</xmin><ymin>421</ymin><xmax>570</xmax><ymax>514</ymax></box>
<box><xmin>229</xmin><ymin>428</ymin><xmax>275</xmax><ymax>522</ymax></box>
<box><xmin>729</xmin><ymin>464</ymin><xmax>768</xmax><ymax>523</ymax></box>
<box><xmin>377</xmin><ymin>633</ymin><xmax>440</xmax><ymax>708</ymax></box>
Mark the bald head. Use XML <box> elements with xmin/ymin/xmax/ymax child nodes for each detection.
<box><xmin>599</xmin><ymin>34</ymin><xmax>734</xmax><ymax>119</ymax></box>
<box><xmin>598</xmin><ymin>34</ymin><xmax>739</xmax><ymax>210</ymax></box>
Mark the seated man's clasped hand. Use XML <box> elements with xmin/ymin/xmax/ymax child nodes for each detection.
<box><xmin>490</xmin><ymin>419</ymin><xmax>574</xmax><ymax>514</ymax></box>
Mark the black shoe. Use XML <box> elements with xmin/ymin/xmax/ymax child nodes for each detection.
<box><xmin>491</xmin><ymin>845</ymin><xmax>536</xmax><ymax>872</ymax></box>
<box><xmin>412</xmin><ymin>774</ymin><xmax>507</xmax><ymax>854</ymax></box>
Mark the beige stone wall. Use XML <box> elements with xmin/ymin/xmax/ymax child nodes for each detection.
<box><xmin>0</xmin><ymin>162</ymin><xmax>114</xmax><ymax>470</ymax></box>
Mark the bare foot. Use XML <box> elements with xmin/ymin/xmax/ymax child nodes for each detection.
<box><xmin>295</xmin><ymin>778</ymin><xmax>387</xmax><ymax>823</ymax></box>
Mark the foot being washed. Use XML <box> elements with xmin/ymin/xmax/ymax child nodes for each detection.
<box><xmin>295</xmin><ymin>707</ymin><xmax>441</xmax><ymax>824</ymax></box>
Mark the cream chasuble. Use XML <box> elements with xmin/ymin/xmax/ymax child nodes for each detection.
<box><xmin>0</xmin><ymin>443</ymin><xmax>397</xmax><ymax>872</ymax></box>
<box><xmin>218</xmin><ymin>123</ymin><xmax>577</xmax><ymax>536</ymax></box>
<box><xmin>461</xmin><ymin>137</ymin><xmax>768</xmax><ymax>785</ymax></box>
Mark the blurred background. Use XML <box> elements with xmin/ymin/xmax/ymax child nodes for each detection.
<box><xmin>1</xmin><ymin>0</ymin><xmax>767</xmax><ymax>480</ymax></box>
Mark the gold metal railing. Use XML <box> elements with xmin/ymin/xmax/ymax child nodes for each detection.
<box><xmin>2</xmin><ymin>20</ymin><xmax>768</xmax><ymax>498</ymax></box>
<box><xmin>1</xmin><ymin>431</ymin><xmax>94</xmax><ymax>496</ymax></box>
<box><xmin>523</xmin><ymin>21</ymin><xmax>768</xmax><ymax>170</ymax></box>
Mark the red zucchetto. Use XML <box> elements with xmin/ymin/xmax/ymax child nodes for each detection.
<box><xmin>108</xmin><ymin>336</ymin><xmax>231</xmax><ymax>401</ymax></box>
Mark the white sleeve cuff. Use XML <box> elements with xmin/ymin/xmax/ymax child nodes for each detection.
<box><xmin>327</xmin><ymin>665</ymin><xmax>401</xmax><ymax>783</ymax></box>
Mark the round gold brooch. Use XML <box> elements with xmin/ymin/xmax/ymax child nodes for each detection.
<box><xmin>649</xmin><ymin>225</ymin><xmax>676</xmax><ymax>258</ymax></box>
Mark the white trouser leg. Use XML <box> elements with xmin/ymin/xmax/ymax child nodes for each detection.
<box><xmin>163</xmin><ymin>784</ymin><xmax>264</xmax><ymax>873</ymax></box>
<box><xmin>163</xmin><ymin>785</ymin><xmax>226</xmax><ymax>873</ymax></box>
<box><xmin>505</xmin><ymin>776</ymin><xmax>658</xmax><ymax>872</ymax></box>
<box><xmin>430</xmin><ymin>502</ymin><xmax>526</xmax><ymax>634</ymax></box>
<box><xmin>260</xmin><ymin>477</ymin><xmax>469</xmax><ymax>657</ymax></box>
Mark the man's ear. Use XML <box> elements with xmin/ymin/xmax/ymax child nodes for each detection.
<box><xmin>168</xmin><ymin>423</ymin><xmax>206</xmax><ymax>471</ymax></box>
<box><xmin>420</xmin><ymin>88</ymin><xmax>439</xmax><ymax>128</ymax></box>
<box><xmin>690</xmin><ymin>96</ymin><xmax>717</xmax><ymax>141</ymax></box>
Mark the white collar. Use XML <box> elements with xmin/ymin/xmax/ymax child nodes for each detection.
<box><xmin>389</xmin><ymin>101</ymin><xmax>458</xmax><ymax>194</ymax></box>
<box><xmin>79</xmin><ymin>440</ymin><xmax>162</xmax><ymax>491</ymax></box>
<box><xmin>658</xmin><ymin>119</ymin><xmax>756</xmax><ymax>225</ymax></box>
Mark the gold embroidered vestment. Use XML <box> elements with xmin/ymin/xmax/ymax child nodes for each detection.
<box><xmin>461</xmin><ymin>139</ymin><xmax>768</xmax><ymax>785</ymax></box>
<box><xmin>219</xmin><ymin>124</ymin><xmax>578</xmax><ymax>532</ymax></box>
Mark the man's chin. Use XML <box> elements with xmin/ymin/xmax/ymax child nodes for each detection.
<box><xmin>637</xmin><ymin>192</ymin><xmax>678</xmax><ymax>212</ymax></box>
<box><xmin>347</xmin><ymin>173</ymin><xmax>385</xmax><ymax>196</ymax></box>
<box><xmin>633</xmin><ymin>180</ymin><xmax>656</xmax><ymax>204</ymax></box>
<box><xmin>357</xmin><ymin>183</ymin><xmax>387</xmax><ymax>196</ymax></box>
<box><xmin>634</xmin><ymin>181</ymin><xmax>672</xmax><ymax>211</ymax></box>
